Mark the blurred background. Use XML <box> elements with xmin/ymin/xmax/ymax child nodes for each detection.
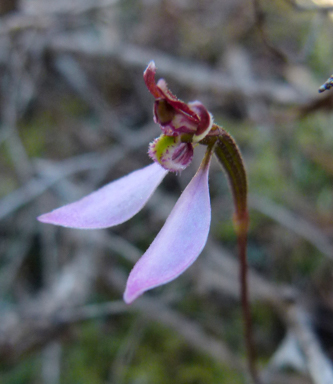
<box><xmin>1</xmin><ymin>0</ymin><xmax>333</xmax><ymax>383</ymax></box>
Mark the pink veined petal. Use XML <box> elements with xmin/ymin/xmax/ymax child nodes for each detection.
<box><xmin>38</xmin><ymin>163</ymin><xmax>168</xmax><ymax>229</ymax></box>
<box><xmin>124</xmin><ymin>154</ymin><xmax>212</xmax><ymax>304</ymax></box>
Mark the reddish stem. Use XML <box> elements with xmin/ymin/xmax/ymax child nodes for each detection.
<box><xmin>237</xmin><ymin>215</ymin><xmax>261</xmax><ymax>384</ymax></box>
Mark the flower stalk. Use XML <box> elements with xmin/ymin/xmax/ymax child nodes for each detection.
<box><xmin>201</xmin><ymin>126</ymin><xmax>259</xmax><ymax>384</ymax></box>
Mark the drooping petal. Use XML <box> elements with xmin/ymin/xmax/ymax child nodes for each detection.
<box><xmin>124</xmin><ymin>150</ymin><xmax>213</xmax><ymax>304</ymax></box>
<box><xmin>38</xmin><ymin>163</ymin><xmax>168</xmax><ymax>229</ymax></box>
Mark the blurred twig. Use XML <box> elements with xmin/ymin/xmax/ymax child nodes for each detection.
<box><xmin>286</xmin><ymin>304</ymin><xmax>333</xmax><ymax>384</ymax></box>
<box><xmin>250</xmin><ymin>0</ymin><xmax>289</xmax><ymax>63</ymax></box>
<box><xmin>50</xmin><ymin>40</ymin><xmax>308</xmax><ymax>105</ymax></box>
<box><xmin>284</xmin><ymin>0</ymin><xmax>333</xmax><ymax>12</ymax></box>
<box><xmin>249</xmin><ymin>194</ymin><xmax>333</xmax><ymax>260</ymax></box>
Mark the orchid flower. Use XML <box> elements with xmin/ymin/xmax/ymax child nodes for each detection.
<box><xmin>38</xmin><ymin>61</ymin><xmax>248</xmax><ymax>306</ymax></box>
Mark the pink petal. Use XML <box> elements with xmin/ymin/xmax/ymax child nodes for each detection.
<box><xmin>38</xmin><ymin>163</ymin><xmax>168</xmax><ymax>229</ymax></box>
<box><xmin>124</xmin><ymin>154</ymin><xmax>212</xmax><ymax>303</ymax></box>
